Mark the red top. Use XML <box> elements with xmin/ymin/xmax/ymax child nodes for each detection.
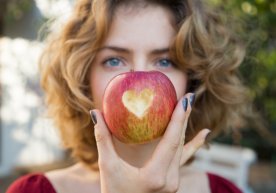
<box><xmin>6</xmin><ymin>173</ymin><xmax>243</xmax><ymax>193</ymax></box>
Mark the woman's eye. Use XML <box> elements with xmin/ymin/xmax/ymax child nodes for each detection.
<box><xmin>156</xmin><ymin>59</ymin><xmax>174</xmax><ymax>68</ymax></box>
<box><xmin>103</xmin><ymin>58</ymin><xmax>123</xmax><ymax>67</ymax></box>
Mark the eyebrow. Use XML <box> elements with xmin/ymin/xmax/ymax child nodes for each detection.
<box><xmin>98</xmin><ymin>46</ymin><xmax>170</xmax><ymax>55</ymax></box>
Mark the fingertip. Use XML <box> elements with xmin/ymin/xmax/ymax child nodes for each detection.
<box><xmin>90</xmin><ymin>110</ymin><xmax>97</xmax><ymax>125</ymax></box>
<box><xmin>189</xmin><ymin>129</ymin><xmax>210</xmax><ymax>148</ymax></box>
<box><xmin>91</xmin><ymin>109</ymin><xmax>112</xmax><ymax>137</ymax></box>
<box><xmin>89</xmin><ymin>110</ymin><xmax>117</xmax><ymax>163</ymax></box>
<box><xmin>197</xmin><ymin>129</ymin><xmax>211</xmax><ymax>146</ymax></box>
<box><xmin>189</xmin><ymin>93</ymin><xmax>196</xmax><ymax>107</ymax></box>
<box><xmin>182</xmin><ymin>97</ymin><xmax>188</xmax><ymax>112</ymax></box>
<box><xmin>203</xmin><ymin>129</ymin><xmax>212</xmax><ymax>143</ymax></box>
<box><xmin>169</xmin><ymin>97</ymin><xmax>187</xmax><ymax>125</ymax></box>
<box><xmin>180</xmin><ymin>92</ymin><xmax>195</xmax><ymax>113</ymax></box>
<box><xmin>202</xmin><ymin>128</ymin><xmax>211</xmax><ymax>140</ymax></box>
<box><xmin>90</xmin><ymin>110</ymin><xmax>113</xmax><ymax>146</ymax></box>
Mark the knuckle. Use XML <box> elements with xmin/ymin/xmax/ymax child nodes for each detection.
<box><xmin>163</xmin><ymin>136</ymin><xmax>180</xmax><ymax>152</ymax></box>
<box><xmin>146</xmin><ymin>175</ymin><xmax>166</xmax><ymax>191</ymax></box>
<box><xmin>169</xmin><ymin>141</ymin><xmax>179</xmax><ymax>152</ymax></box>
<box><xmin>165</xmin><ymin>180</ymin><xmax>179</xmax><ymax>193</ymax></box>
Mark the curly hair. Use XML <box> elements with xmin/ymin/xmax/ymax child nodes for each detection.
<box><xmin>39</xmin><ymin>0</ymin><xmax>255</xmax><ymax>169</ymax></box>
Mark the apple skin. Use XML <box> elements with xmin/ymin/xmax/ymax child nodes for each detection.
<box><xmin>103</xmin><ymin>71</ymin><xmax>177</xmax><ymax>144</ymax></box>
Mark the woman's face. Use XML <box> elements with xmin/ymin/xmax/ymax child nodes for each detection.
<box><xmin>90</xmin><ymin>5</ymin><xmax>188</xmax><ymax>110</ymax></box>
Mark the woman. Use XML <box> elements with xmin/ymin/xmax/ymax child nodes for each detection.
<box><xmin>7</xmin><ymin>0</ymin><xmax>252</xmax><ymax>192</ymax></box>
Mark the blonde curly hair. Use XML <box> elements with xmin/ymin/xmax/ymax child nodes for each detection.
<box><xmin>39</xmin><ymin>0</ymin><xmax>254</xmax><ymax>169</ymax></box>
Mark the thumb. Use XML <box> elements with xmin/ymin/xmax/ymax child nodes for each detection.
<box><xmin>90</xmin><ymin>110</ymin><xmax>117</xmax><ymax>163</ymax></box>
<box><xmin>180</xmin><ymin>128</ymin><xmax>210</xmax><ymax>166</ymax></box>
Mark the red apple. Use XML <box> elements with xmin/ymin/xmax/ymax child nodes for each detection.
<box><xmin>103</xmin><ymin>71</ymin><xmax>177</xmax><ymax>144</ymax></box>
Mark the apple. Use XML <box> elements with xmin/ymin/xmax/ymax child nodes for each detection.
<box><xmin>103</xmin><ymin>71</ymin><xmax>177</xmax><ymax>144</ymax></box>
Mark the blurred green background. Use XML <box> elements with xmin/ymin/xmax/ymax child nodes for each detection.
<box><xmin>209</xmin><ymin>0</ymin><xmax>276</xmax><ymax>162</ymax></box>
<box><xmin>1</xmin><ymin>0</ymin><xmax>275</xmax><ymax>161</ymax></box>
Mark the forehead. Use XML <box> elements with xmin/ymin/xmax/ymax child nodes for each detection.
<box><xmin>103</xmin><ymin>4</ymin><xmax>176</xmax><ymax>49</ymax></box>
<box><xmin>113</xmin><ymin>2</ymin><xmax>175</xmax><ymax>25</ymax></box>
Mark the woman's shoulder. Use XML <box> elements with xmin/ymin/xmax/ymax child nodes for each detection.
<box><xmin>45</xmin><ymin>163</ymin><xmax>101</xmax><ymax>193</ymax></box>
<box><xmin>6</xmin><ymin>173</ymin><xmax>56</xmax><ymax>193</ymax></box>
<box><xmin>207</xmin><ymin>173</ymin><xmax>243</xmax><ymax>193</ymax></box>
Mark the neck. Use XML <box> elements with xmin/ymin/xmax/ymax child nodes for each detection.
<box><xmin>113</xmin><ymin>137</ymin><xmax>160</xmax><ymax>167</ymax></box>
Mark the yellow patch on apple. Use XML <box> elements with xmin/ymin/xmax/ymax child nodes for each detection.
<box><xmin>122</xmin><ymin>88</ymin><xmax>155</xmax><ymax>119</ymax></box>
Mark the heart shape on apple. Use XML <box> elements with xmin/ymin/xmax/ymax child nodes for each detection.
<box><xmin>103</xmin><ymin>71</ymin><xmax>177</xmax><ymax>144</ymax></box>
<box><xmin>122</xmin><ymin>88</ymin><xmax>154</xmax><ymax>119</ymax></box>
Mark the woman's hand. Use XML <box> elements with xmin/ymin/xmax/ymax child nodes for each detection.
<box><xmin>90</xmin><ymin>93</ymin><xmax>210</xmax><ymax>193</ymax></box>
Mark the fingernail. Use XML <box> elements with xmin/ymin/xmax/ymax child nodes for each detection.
<box><xmin>204</xmin><ymin>129</ymin><xmax>211</xmax><ymax>141</ymax></box>
<box><xmin>90</xmin><ymin>110</ymin><xmax>97</xmax><ymax>125</ymax></box>
<box><xmin>190</xmin><ymin>93</ymin><xmax>196</xmax><ymax>107</ymax></box>
<box><xmin>182</xmin><ymin>97</ymin><xmax>188</xmax><ymax>112</ymax></box>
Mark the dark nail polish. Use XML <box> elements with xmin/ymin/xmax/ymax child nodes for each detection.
<box><xmin>190</xmin><ymin>94</ymin><xmax>196</xmax><ymax>107</ymax></box>
<box><xmin>90</xmin><ymin>110</ymin><xmax>97</xmax><ymax>124</ymax></box>
<box><xmin>182</xmin><ymin>97</ymin><xmax>188</xmax><ymax>112</ymax></box>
